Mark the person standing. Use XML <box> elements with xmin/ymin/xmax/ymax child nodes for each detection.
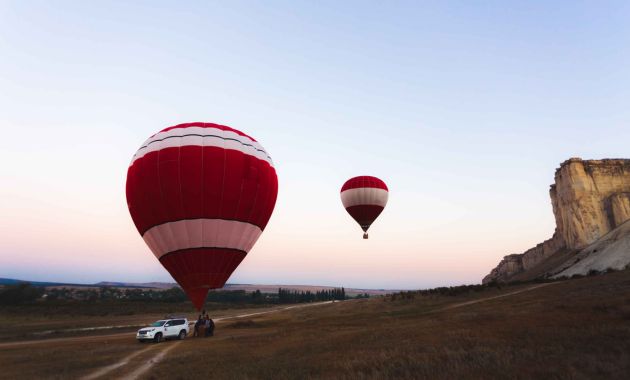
<box><xmin>204</xmin><ymin>315</ymin><xmax>211</xmax><ymax>337</ymax></box>
<box><xmin>208</xmin><ymin>317</ymin><xmax>215</xmax><ymax>337</ymax></box>
<box><xmin>193</xmin><ymin>314</ymin><xmax>203</xmax><ymax>337</ymax></box>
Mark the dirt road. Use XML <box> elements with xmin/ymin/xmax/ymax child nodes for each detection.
<box><xmin>442</xmin><ymin>282</ymin><xmax>557</xmax><ymax>310</ymax></box>
<box><xmin>0</xmin><ymin>330</ymin><xmax>134</xmax><ymax>349</ymax></box>
<box><xmin>0</xmin><ymin>301</ymin><xmax>333</xmax><ymax>350</ymax></box>
<box><xmin>78</xmin><ymin>301</ymin><xmax>334</xmax><ymax>380</ymax></box>
<box><xmin>100</xmin><ymin>341</ymin><xmax>182</xmax><ymax>380</ymax></box>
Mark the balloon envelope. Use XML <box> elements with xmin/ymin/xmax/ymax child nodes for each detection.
<box><xmin>126</xmin><ymin>122</ymin><xmax>278</xmax><ymax>309</ymax></box>
<box><xmin>340</xmin><ymin>176</ymin><xmax>388</xmax><ymax>238</ymax></box>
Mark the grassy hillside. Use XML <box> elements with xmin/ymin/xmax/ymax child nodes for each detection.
<box><xmin>148</xmin><ymin>272</ymin><xmax>630</xmax><ymax>379</ymax></box>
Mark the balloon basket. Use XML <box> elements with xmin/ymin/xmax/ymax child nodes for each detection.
<box><xmin>363</xmin><ymin>233</ymin><xmax>368</xmax><ymax>239</ymax></box>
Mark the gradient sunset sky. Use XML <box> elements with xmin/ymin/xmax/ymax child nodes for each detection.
<box><xmin>1</xmin><ymin>1</ymin><xmax>629</xmax><ymax>289</ymax></box>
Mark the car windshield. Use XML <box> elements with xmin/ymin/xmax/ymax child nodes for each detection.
<box><xmin>150</xmin><ymin>320</ymin><xmax>166</xmax><ymax>327</ymax></box>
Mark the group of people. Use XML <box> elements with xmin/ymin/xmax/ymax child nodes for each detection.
<box><xmin>193</xmin><ymin>310</ymin><xmax>215</xmax><ymax>337</ymax></box>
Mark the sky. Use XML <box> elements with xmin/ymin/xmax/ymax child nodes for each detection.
<box><xmin>1</xmin><ymin>1</ymin><xmax>630</xmax><ymax>289</ymax></box>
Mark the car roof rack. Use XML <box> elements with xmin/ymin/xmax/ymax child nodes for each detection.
<box><xmin>164</xmin><ymin>315</ymin><xmax>187</xmax><ymax>319</ymax></box>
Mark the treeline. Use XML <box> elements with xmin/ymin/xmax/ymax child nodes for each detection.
<box><xmin>0</xmin><ymin>283</ymin><xmax>44</xmax><ymax>305</ymax></box>
<box><xmin>209</xmin><ymin>289</ymin><xmax>267</xmax><ymax>304</ymax></box>
<box><xmin>0</xmin><ymin>284</ymin><xmax>188</xmax><ymax>304</ymax></box>
<box><xmin>390</xmin><ymin>283</ymin><xmax>500</xmax><ymax>301</ymax></box>
<box><xmin>0</xmin><ymin>283</ymin><xmax>355</xmax><ymax>306</ymax></box>
<box><xmin>44</xmin><ymin>286</ymin><xmax>187</xmax><ymax>302</ymax></box>
<box><xmin>278</xmin><ymin>287</ymin><xmax>346</xmax><ymax>303</ymax></box>
<box><xmin>117</xmin><ymin>287</ymin><xmax>187</xmax><ymax>302</ymax></box>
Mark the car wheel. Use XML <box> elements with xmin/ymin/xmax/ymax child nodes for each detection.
<box><xmin>154</xmin><ymin>333</ymin><xmax>162</xmax><ymax>343</ymax></box>
<box><xmin>178</xmin><ymin>330</ymin><xmax>186</xmax><ymax>340</ymax></box>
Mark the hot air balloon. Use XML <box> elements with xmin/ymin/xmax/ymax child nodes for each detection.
<box><xmin>126</xmin><ymin>122</ymin><xmax>278</xmax><ymax>310</ymax></box>
<box><xmin>340</xmin><ymin>176</ymin><xmax>388</xmax><ymax>239</ymax></box>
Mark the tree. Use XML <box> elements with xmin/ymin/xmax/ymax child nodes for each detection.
<box><xmin>0</xmin><ymin>283</ymin><xmax>44</xmax><ymax>305</ymax></box>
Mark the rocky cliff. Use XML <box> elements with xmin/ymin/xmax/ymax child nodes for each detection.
<box><xmin>483</xmin><ymin>158</ymin><xmax>630</xmax><ymax>283</ymax></box>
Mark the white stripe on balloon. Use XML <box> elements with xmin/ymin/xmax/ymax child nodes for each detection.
<box><xmin>142</xmin><ymin>219</ymin><xmax>263</xmax><ymax>259</ymax></box>
<box><xmin>130</xmin><ymin>126</ymin><xmax>273</xmax><ymax>166</ymax></box>
<box><xmin>340</xmin><ymin>187</ymin><xmax>389</xmax><ymax>208</ymax></box>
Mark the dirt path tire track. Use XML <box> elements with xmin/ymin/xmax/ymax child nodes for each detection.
<box><xmin>120</xmin><ymin>341</ymin><xmax>181</xmax><ymax>380</ymax></box>
<box><xmin>79</xmin><ymin>344</ymin><xmax>159</xmax><ymax>380</ymax></box>
<box><xmin>78</xmin><ymin>301</ymin><xmax>334</xmax><ymax>380</ymax></box>
<box><xmin>0</xmin><ymin>331</ymin><xmax>134</xmax><ymax>349</ymax></box>
<box><xmin>442</xmin><ymin>282</ymin><xmax>558</xmax><ymax>310</ymax></box>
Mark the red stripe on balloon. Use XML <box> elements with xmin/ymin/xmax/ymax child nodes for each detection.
<box><xmin>159</xmin><ymin>248</ymin><xmax>247</xmax><ymax>310</ymax></box>
<box><xmin>126</xmin><ymin>146</ymin><xmax>278</xmax><ymax>235</ymax></box>
<box><xmin>341</xmin><ymin>176</ymin><xmax>388</xmax><ymax>192</ymax></box>
<box><xmin>345</xmin><ymin>204</ymin><xmax>385</xmax><ymax>232</ymax></box>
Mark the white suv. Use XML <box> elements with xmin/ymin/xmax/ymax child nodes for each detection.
<box><xmin>136</xmin><ymin>318</ymin><xmax>189</xmax><ymax>343</ymax></box>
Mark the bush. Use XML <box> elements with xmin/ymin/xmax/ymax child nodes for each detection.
<box><xmin>0</xmin><ymin>283</ymin><xmax>44</xmax><ymax>305</ymax></box>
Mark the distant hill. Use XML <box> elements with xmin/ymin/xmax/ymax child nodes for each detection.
<box><xmin>0</xmin><ymin>278</ymin><xmax>93</xmax><ymax>288</ymax></box>
<box><xmin>0</xmin><ymin>278</ymin><xmax>159</xmax><ymax>289</ymax></box>
<box><xmin>94</xmin><ymin>281</ymin><xmax>176</xmax><ymax>289</ymax></box>
<box><xmin>0</xmin><ymin>278</ymin><xmax>395</xmax><ymax>295</ymax></box>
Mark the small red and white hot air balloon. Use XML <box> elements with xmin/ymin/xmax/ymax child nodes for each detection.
<box><xmin>126</xmin><ymin>122</ymin><xmax>278</xmax><ymax>310</ymax></box>
<box><xmin>340</xmin><ymin>176</ymin><xmax>388</xmax><ymax>239</ymax></box>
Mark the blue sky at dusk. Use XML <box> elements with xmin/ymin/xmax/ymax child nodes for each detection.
<box><xmin>1</xmin><ymin>1</ymin><xmax>629</xmax><ymax>289</ymax></box>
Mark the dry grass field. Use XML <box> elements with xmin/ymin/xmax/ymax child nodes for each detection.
<box><xmin>0</xmin><ymin>302</ymin><xmax>294</xmax><ymax>379</ymax></box>
<box><xmin>148</xmin><ymin>273</ymin><xmax>630</xmax><ymax>379</ymax></box>
<box><xmin>2</xmin><ymin>272</ymin><xmax>630</xmax><ymax>379</ymax></box>
<box><xmin>0</xmin><ymin>334</ymin><xmax>142</xmax><ymax>379</ymax></box>
<box><xmin>0</xmin><ymin>301</ymin><xmax>272</xmax><ymax>341</ymax></box>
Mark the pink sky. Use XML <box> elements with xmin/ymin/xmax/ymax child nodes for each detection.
<box><xmin>2</xmin><ymin>2</ymin><xmax>630</xmax><ymax>289</ymax></box>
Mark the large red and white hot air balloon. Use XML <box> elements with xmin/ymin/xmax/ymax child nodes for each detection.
<box><xmin>340</xmin><ymin>176</ymin><xmax>388</xmax><ymax>239</ymax></box>
<box><xmin>126</xmin><ymin>122</ymin><xmax>278</xmax><ymax>310</ymax></box>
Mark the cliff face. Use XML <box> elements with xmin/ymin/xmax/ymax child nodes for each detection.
<box><xmin>483</xmin><ymin>158</ymin><xmax>630</xmax><ymax>284</ymax></box>
<box><xmin>551</xmin><ymin>158</ymin><xmax>630</xmax><ymax>249</ymax></box>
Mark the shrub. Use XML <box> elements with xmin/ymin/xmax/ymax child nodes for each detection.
<box><xmin>0</xmin><ymin>283</ymin><xmax>44</xmax><ymax>305</ymax></box>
